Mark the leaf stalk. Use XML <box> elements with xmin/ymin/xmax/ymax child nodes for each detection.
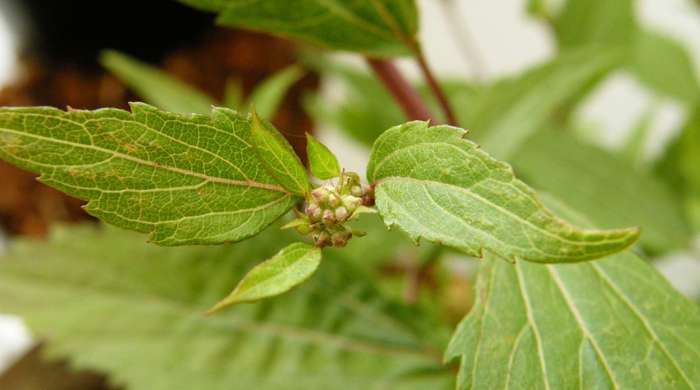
<box><xmin>366</xmin><ymin>58</ymin><xmax>436</xmax><ymax>122</ymax></box>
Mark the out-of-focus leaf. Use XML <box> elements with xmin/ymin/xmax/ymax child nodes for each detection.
<box><xmin>305</xmin><ymin>63</ymin><xmax>405</xmax><ymax>146</ymax></box>
<box><xmin>656</xmin><ymin>111</ymin><xmax>700</xmax><ymax>232</ymax></box>
<box><xmin>209</xmin><ymin>242</ymin><xmax>321</xmax><ymax>311</ymax></box>
<box><xmin>306</xmin><ymin>133</ymin><xmax>341</xmax><ymax>179</ymax></box>
<box><xmin>446</xmin><ymin>195</ymin><xmax>700</xmax><ymax>389</ymax></box>
<box><xmin>248</xmin><ymin>66</ymin><xmax>305</xmax><ymax>119</ymax></box>
<box><xmin>102</xmin><ymin>51</ymin><xmax>303</xmax><ymax>119</ymax></box>
<box><xmin>0</xmin><ymin>225</ymin><xmax>454</xmax><ymax>390</ymax></box>
<box><xmin>526</xmin><ymin>0</ymin><xmax>548</xmax><ymax>18</ymax></box>
<box><xmin>367</xmin><ymin>121</ymin><xmax>639</xmax><ymax>263</ymax></box>
<box><xmin>467</xmin><ymin>48</ymin><xmax>621</xmax><ymax>159</ymax></box>
<box><xmin>621</xmin><ymin>104</ymin><xmax>656</xmax><ymax>167</ymax></box>
<box><xmin>555</xmin><ymin>0</ymin><xmax>635</xmax><ymax>49</ymax></box>
<box><xmin>0</xmin><ymin>104</ymin><xmax>298</xmax><ymax>245</ymax></box>
<box><xmin>100</xmin><ymin>50</ymin><xmax>215</xmax><ymax>114</ymax></box>
<box><xmin>179</xmin><ymin>0</ymin><xmax>419</xmax><ymax>57</ymax></box>
<box><xmin>628</xmin><ymin>30</ymin><xmax>700</xmax><ymax>104</ymax></box>
<box><xmin>513</xmin><ymin>129</ymin><xmax>692</xmax><ymax>254</ymax></box>
<box><xmin>310</xmin><ymin>49</ymin><xmax>613</xmax><ymax>161</ymax></box>
<box><xmin>251</xmin><ymin>111</ymin><xmax>310</xmax><ymax>196</ymax></box>
<box><xmin>223</xmin><ymin>78</ymin><xmax>244</xmax><ymax>110</ymax></box>
<box><xmin>551</xmin><ymin>1</ymin><xmax>699</xmax><ymax>105</ymax></box>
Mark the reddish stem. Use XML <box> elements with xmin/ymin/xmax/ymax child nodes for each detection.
<box><xmin>414</xmin><ymin>50</ymin><xmax>459</xmax><ymax>126</ymax></box>
<box><xmin>366</xmin><ymin>58</ymin><xmax>436</xmax><ymax>122</ymax></box>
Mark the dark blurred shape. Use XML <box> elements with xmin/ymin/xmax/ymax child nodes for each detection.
<box><xmin>0</xmin><ymin>2</ymin><xmax>318</xmax><ymax>239</ymax></box>
<box><xmin>0</xmin><ymin>345</ymin><xmax>118</xmax><ymax>390</ymax></box>
<box><xmin>17</xmin><ymin>0</ymin><xmax>214</xmax><ymax>66</ymax></box>
<box><xmin>0</xmin><ymin>157</ymin><xmax>88</xmax><ymax>237</ymax></box>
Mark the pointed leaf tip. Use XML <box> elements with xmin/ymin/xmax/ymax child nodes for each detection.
<box><xmin>306</xmin><ymin>133</ymin><xmax>341</xmax><ymax>180</ymax></box>
<box><xmin>251</xmin><ymin>113</ymin><xmax>310</xmax><ymax>196</ymax></box>
<box><xmin>208</xmin><ymin>242</ymin><xmax>322</xmax><ymax>313</ymax></box>
<box><xmin>367</xmin><ymin>122</ymin><xmax>640</xmax><ymax>264</ymax></box>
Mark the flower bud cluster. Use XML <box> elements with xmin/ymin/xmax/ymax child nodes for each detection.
<box><xmin>288</xmin><ymin>173</ymin><xmax>373</xmax><ymax>248</ymax></box>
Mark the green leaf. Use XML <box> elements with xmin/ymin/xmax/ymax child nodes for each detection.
<box><xmin>305</xmin><ymin>62</ymin><xmax>405</xmax><ymax>146</ymax></box>
<box><xmin>628</xmin><ymin>29</ymin><xmax>700</xmax><ymax>104</ymax></box>
<box><xmin>310</xmin><ymin>49</ymin><xmax>616</xmax><ymax>158</ymax></box>
<box><xmin>306</xmin><ymin>133</ymin><xmax>341</xmax><ymax>179</ymax></box>
<box><xmin>466</xmin><ymin>48</ymin><xmax>620</xmax><ymax>159</ymax></box>
<box><xmin>0</xmin><ymin>103</ymin><xmax>299</xmax><ymax>245</ymax></box>
<box><xmin>0</xmin><ymin>225</ymin><xmax>454</xmax><ymax>390</ymax></box>
<box><xmin>656</xmin><ymin>110</ymin><xmax>700</xmax><ymax>232</ymax></box>
<box><xmin>620</xmin><ymin>104</ymin><xmax>656</xmax><ymax>167</ymax></box>
<box><xmin>178</xmin><ymin>0</ymin><xmax>419</xmax><ymax>57</ymax></box>
<box><xmin>526</xmin><ymin>0</ymin><xmax>554</xmax><ymax>21</ymax></box>
<box><xmin>223</xmin><ymin>78</ymin><xmax>244</xmax><ymax>111</ymax></box>
<box><xmin>367</xmin><ymin>121</ymin><xmax>639</xmax><ymax>263</ymax></box>
<box><xmin>555</xmin><ymin>0</ymin><xmax>635</xmax><ymax>49</ymax></box>
<box><xmin>100</xmin><ymin>50</ymin><xmax>215</xmax><ymax>114</ymax></box>
<box><xmin>251</xmin><ymin>111</ymin><xmax>310</xmax><ymax>195</ymax></box>
<box><xmin>209</xmin><ymin>242</ymin><xmax>322</xmax><ymax>311</ymax></box>
<box><xmin>248</xmin><ymin>65</ymin><xmax>304</xmax><ymax>119</ymax></box>
<box><xmin>446</xmin><ymin>196</ymin><xmax>700</xmax><ymax>389</ymax></box>
<box><xmin>513</xmin><ymin>129</ymin><xmax>692</xmax><ymax>254</ymax></box>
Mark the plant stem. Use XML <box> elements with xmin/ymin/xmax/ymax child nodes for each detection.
<box><xmin>366</xmin><ymin>58</ymin><xmax>436</xmax><ymax>122</ymax></box>
<box><xmin>412</xmin><ymin>46</ymin><xmax>459</xmax><ymax>126</ymax></box>
<box><xmin>403</xmin><ymin>244</ymin><xmax>444</xmax><ymax>304</ymax></box>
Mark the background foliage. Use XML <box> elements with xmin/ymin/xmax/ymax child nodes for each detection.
<box><xmin>1</xmin><ymin>0</ymin><xmax>700</xmax><ymax>389</ymax></box>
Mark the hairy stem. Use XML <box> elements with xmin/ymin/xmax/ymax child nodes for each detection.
<box><xmin>366</xmin><ymin>58</ymin><xmax>436</xmax><ymax>122</ymax></box>
<box><xmin>412</xmin><ymin>46</ymin><xmax>459</xmax><ymax>126</ymax></box>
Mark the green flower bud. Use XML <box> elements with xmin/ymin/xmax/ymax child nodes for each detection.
<box><xmin>331</xmin><ymin>230</ymin><xmax>351</xmax><ymax>247</ymax></box>
<box><xmin>351</xmin><ymin>185</ymin><xmax>363</xmax><ymax>197</ymax></box>
<box><xmin>342</xmin><ymin>195</ymin><xmax>361</xmax><ymax>211</ymax></box>
<box><xmin>334</xmin><ymin>206</ymin><xmax>348</xmax><ymax>222</ymax></box>
<box><xmin>314</xmin><ymin>231</ymin><xmax>330</xmax><ymax>247</ymax></box>
<box><xmin>295</xmin><ymin>222</ymin><xmax>313</xmax><ymax>235</ymax></box>
<box><xmin>322</xmin><ymin>209</ymin><xmax>335</xmax><ymax>225</ymax></box>
<box><xmin>306</xmin><ymin>204</ymin><xmax>321</xmax><ymax>222</ymax></box>
<box><xmin>310</xmin><ymin>187</ymin><xmax>325</xmax><ymax>202</ymax></box>
<box><xmin>328</xmin><ymin>193</ymin><xmax>341</xmax><ymax>208</ymax></box>
<box><xmin>344</xmin><ymin>172</ymin><xmax>361</xmax><ymax>187</ymax></box>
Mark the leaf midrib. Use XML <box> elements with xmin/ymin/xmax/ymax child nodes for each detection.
<box><xmin>588</xmin><ymin>263</ymin><xmax>696</xmax><ymax>389</ymax></box>
<box><xmin>0</xmin><ymin>126</ymin><xmax>291</xmax><ymax>194</ymax></box>
<box><xmin>546</xmin><ymin>265</ymin><xmax>619</xmax><ymax>388</ymax></box>
<box><xmin>376</xmin><ymin>176</ymin><xmax>634</xmax><ymax>249</ymax></box>
<box><xmin>514</xmin><ymin>263</ymin><xmax>551</xmax><ymax>390</ymax></box>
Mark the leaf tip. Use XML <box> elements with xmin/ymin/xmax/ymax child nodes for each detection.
<box><xmin>250</xmin><ymin>104</ymin><xmax>260</xmax><ymax>122</ymax></box>
<box><xmin>206</xmin><ymin>299</ymin><xmax>233</xmax><ymax>316</ymax></box>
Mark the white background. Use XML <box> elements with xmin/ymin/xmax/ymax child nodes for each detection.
<box><xmin>1</xmin><ymin>0</ymin><xmax>699</xmax><ymax>373</ymax></box>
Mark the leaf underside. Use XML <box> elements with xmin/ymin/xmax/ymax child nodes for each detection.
<box><xmin>178</xmin><ymin>0</ymin><xmax>419</xmax><ymax>57</ymax></box>
<box><xmin>446</xmin><ymin>198</ymin><xmax>700</xmax><ymax>389</ymax></box>
<box><xmin>0</xmin><ymin>103</ymin><xmax>299</xmax><ymax>245</ymax></box>
<box><xmin>0</xmin><ymin>225</ymin><xmax>454</xmax><ymax>390</ymax></box>
<box><xmin>513</xmin><ymin>129</ymin><xmax>692</xmax><ymax>253</ymax></box>
<box><xmin>210</xmin><ymin>242</ymin><xmax>322</xmax><ymax>311</ymax></box>
<box><xmin>367</xmin><ymin>122</ymin><xmax>639</xmax><ymax>263</ymax></box>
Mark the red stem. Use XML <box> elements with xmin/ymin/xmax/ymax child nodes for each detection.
<box><xmin>414</xmin><ymin>50</ymin><xmax>459</xmax><ymax>126</ymax></box>
<box><xmin>366</xmin><ymin>58</ymin><xmax>436</xmax><ymax>122</ymax></box>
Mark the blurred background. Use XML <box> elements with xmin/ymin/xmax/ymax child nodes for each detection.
<box><xmin>0</xmin><ymin>0</ymin><xmax>699</xmax><ymax>388</ymax></box>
